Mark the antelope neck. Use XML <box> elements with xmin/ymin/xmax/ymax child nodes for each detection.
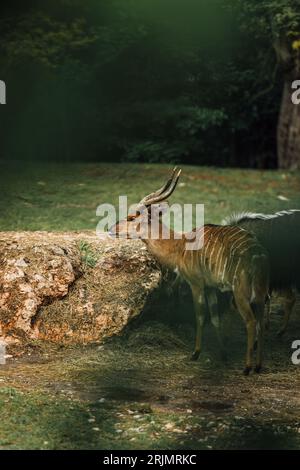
<box><xmin>142</xmin><ymin>226</ymin><xmax>189</xmax><ymax>270</ymax></box>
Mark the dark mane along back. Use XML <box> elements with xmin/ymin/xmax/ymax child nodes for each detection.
<box><xmin>222</xmin><ymin>209</ymin><xmax>300</xmax><ymax>226</ymax></box>
<box><xmin>223</xmin><ymin>209</ymin><xmax>300</xmax><ymax>290</ymax></box>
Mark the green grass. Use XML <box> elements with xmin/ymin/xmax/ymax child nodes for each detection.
<box><xmin>0</xmin><ymin>381</ymin><xmax>206</xmax><ymax>451</ymax></box>
<box><xmin>78</xmin><ymin>240</ymin><xmax>99</xmax><ymax>268</ymax></box>
<box><xmin>0</xmin><ymin>162</ymin><xmax>299</xmax><ymax>231</ymax></box>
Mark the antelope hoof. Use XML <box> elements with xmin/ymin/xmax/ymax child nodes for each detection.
<box><xmin>243</xmin><ymin>366</ymin><xmax>252</xmax><ymax>376</ymax></box>
<box><xmin>255</xmin><ymin>364</ymin><xmax>262</xmax><ymax>374</ymax></box>
<box><xmin>191</xmin><ymin>350</ymin><xmax>200</xmax><ymax>361</ymax></box>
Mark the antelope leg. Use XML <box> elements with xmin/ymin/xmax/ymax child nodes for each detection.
<box><xmin>234</xmin><ymin>293</ymin><xmax>256</xmax><ymax>375</ymax></box>
<box><xmin>206</xmin><ymin>288</ymin><xmax>227</xmax><ymax>360</ymax></box>
<box><xmin>191</xmin><ymin>285</ymin><xmax>206</xmax><ymax>361</ymax></box>
<box><xmin>277</xmin><ymin>288</ymin><xmax>297</xmax><ymax>337</ymax></box>
<box><xmin>252</xmin><ymin>302</ymin><xmax>265</xmax><ymax>373</ymax></box>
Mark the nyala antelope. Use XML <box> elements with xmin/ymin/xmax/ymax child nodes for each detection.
<box><xmin>223</xmin><ymin>210</ymin><xmax>300</xmax><ymax>336</ymax></box>
<box><xmin>109</xmin><ymin>168</ymin><xmax>269</xmax><ymax>375</ymax></box>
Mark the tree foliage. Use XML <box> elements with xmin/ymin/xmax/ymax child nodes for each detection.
<box><xmin>0</xmin><ymin>0</ymin><xmax>299</xmax><ymax>167</ymax></box>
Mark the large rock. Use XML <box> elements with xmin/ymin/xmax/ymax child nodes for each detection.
<box><xmin>0</xmin><ymin>232</ymin><xmax>161</xmax><ymax>344</ymax></box>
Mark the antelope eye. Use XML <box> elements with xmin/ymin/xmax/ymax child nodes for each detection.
<box><xmin>127</xmin><ymin>215</ymin><xmax>135</xmax><ymax>221</ymax></box>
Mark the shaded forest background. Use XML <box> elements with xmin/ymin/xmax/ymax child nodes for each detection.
<box><xmin>0</xmin><ymin>0</ymin><xmax>299</xmax><ymax>168</ymax></box>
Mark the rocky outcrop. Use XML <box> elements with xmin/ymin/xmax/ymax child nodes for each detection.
<box><xmin>0</xmin><ymin>232</ymin><xmax>162</xmax><ymax>344</ymax></box>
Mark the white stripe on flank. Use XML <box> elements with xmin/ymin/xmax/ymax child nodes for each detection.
<box><xmin>227</xmin><ymin>234</ymin><xmax>251</xmax><ymax>279</ymax></box>
<box><xmin>221</xmin><ymin>256</ymin><xmax>228</xmax><ymax>282</ymax></box>
<box><xmin>229</xmin><ymin>239</ymin><xmax>250</xmax><ymax>270</ymax></box>
<box><xmin>225</xmin><ymin>234</ymin><xmax>247</xmax><ymax>272</ymax></box>
<box><xmin>203</xmin><ymin>234</ymin><xmax>212</xmax><ymax>266</ymax></box>
<box><xmin>229</xmin><ymin>232</ymin><xmax>249</xmax><ymax>253</ymax></box>
<box><xmin>232</xmin><ymin>257</ymin><xmax>242</xmax><ymax>284</ymax></box>
<box><xmin>201</xmin><ymin>229</ymin><xmax>209</xmax><ymax>264</ymax></box>
<box><xmin>231</xmin><ymin>237</ymin><xmax>251</xmax><ymax>256</ymax></box>
<box><xmin>209</xmin><ymin>237</ymin><xmax>219</xmax><ymax>271</ymax></box>
<box><xmin>227</xmin><ymin>228</ymin><xmax>241</xmax><ymax>244</ymax></box>
<box><xmin>216</xmin><ymin>243</ymin><xmax>227</xmax><ymax>279</ymax></box>
<box><xmin>214</xmin><ymin>243</ymin><xmax>223</xmax><ymax>277</ymax></box>
<box><xmin>202</xmin><ymin>228</ymin><xmax>214</xmax><ymax>268</ymax></box>
<box><xmin>213</xmin><ymin>232</ymin><xmax>225</xmax><ymax>274</ymax></box>
<box><xmin>239</xmin><ymin>242</ymin><xmax>258</xmax><ymax>257</ymax></box>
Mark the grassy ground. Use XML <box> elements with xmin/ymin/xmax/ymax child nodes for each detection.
<box><xmin>0</xmin><ymin>162</ymin><xmax>300</xmax><ymax>450</ymax></box>
<box><xmin>0</xmin><ymin>304</ymin><xmax>300</xmax><ymax>450</ymax></box>
<box><xmin>0</xmin><ymin>162</ymin><xmax>299</xmax><ymax>230</ymax></box>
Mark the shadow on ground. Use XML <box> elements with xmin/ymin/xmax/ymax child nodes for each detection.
<box><xmin>0</xmin><ymin>291</ymin><xmax>299</xmax><ymax>450</ymax></box>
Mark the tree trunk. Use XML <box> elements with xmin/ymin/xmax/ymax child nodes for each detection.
<box><xmin>277</xmin><ymin>79</ymin><xmax>300</xmax><ymax>169</ymax></box>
